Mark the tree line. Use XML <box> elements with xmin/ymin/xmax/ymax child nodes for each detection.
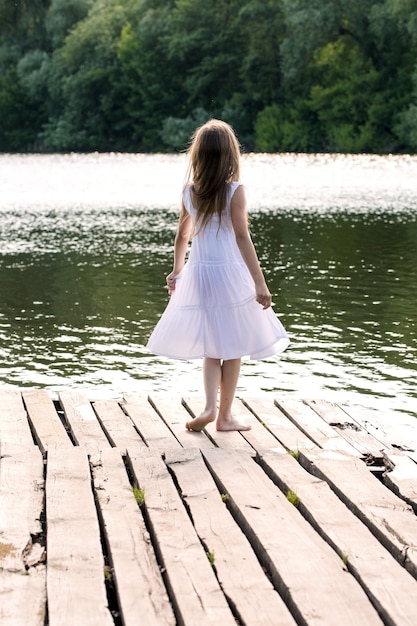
<box><xmin>1</xmin><ymin>0</ymin><xmax>417</xmax><ymax>154</ymax></box>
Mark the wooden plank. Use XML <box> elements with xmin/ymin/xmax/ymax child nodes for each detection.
<box><xmin>202</xmin><ymin>448</ymin><xmax>383</xmax><ymax>626</ymax></box>
<box><xmin>259</xmin><ymin>449</ymin><xmax>417</xmax><ymax>626</ymax></box>
<box><xmin>122</xmin><ymin>393</ymin><xmax>182</xmax><ymax>450</ymax></box>
<box><xmin>22</xmin><ymin>389</ymin><xmax>72</xmax><ymax>453</ymax></box>
<box><xmin>305</xmin><ymin>399</ymin><xmax>389</xmax><ymax>457</ymax></box>
<box><xmin>233</xmin><ymin>398</ymin><xmax>283</xmax><ymax>450</ymax></box>
<box><xmin>298</xmin><ymin>448</ymin><xmax>417</xmax><ymax>579</ymax></box>
<box><xmin>276</xmin><ymin>398</ymin><xmax>360</xmax><ymax>455</ymax></box>
<box><xmin>181</xmin><ymin>396</ymin><xmax>254</xmax><ymax>451</ymax></box>
<box><xmin>92</xmin><ymin>399</ymin><xmax>145</xmax><ymax>455</ymax></box>
<box><xmin>383</xmin><ymin>450</ymin><xmax>417</xmax><ymax>513</ymax></box>
<box><xmin>0</xmin><ymin>389</ymin><xmax>33</xmax><ymax>447</ymax></box>
<box><xmin>150</xmin><ymin>395</ymin><xmax>215</xmax><ymax>450</ymax></box>
<box><xmin>241</xmin><ymin>397</ymin><xmax>318</xmax><ymax>453</ymax></box>
<box><xmin>127</xmin><ymin>448</ymin><xmax>236</xmax><ymax>625</ymax></box>
<box><xmin>59</xmin><ymin>390</ymin><xmax>111</xmax><ymax>459</ymax></box>
<box><xmin>340</xmin><ymin>402</ymin><xmax>417</xmax><ymax>463</ymax></box>
<box><xmin>0</xmin><ymin>443</ymin><xmax>46</xmax><ymax>626</ymax></box>
<box><xmin>46</xmin><ymin>446</ymin><xmax>113</xmax><ymax>626</ymax></box>
<box><xmin>165</xmin><ymin>448</ymin><xmax>296</xmax><ymax>626</ymax></box>
<box><xmin>92</xmin><ymin>447</ymin><xmax>175</xmax><ymax>626</ymax></box>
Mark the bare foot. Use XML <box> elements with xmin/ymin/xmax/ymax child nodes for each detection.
<box><xmin>186</xmin><ymin>411</ymin><xmax>216</xmax><ymax>432</ymax></box>
<box><xmin>216</xmin><ymin>416</ymin><xmax>252</xmax><ymax>432</ymax></box>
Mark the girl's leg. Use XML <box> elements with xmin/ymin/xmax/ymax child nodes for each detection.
<box><xmin>216</xmin><ymin>358</ymin><xmax>251</xmax><ymax>431</ymax></box>
<box><xmin>186</xmin><ymin>357</ymin><xmax>220</xmax><ymax>431</ymax></box>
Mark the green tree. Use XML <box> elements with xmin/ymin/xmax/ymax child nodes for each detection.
<box><xmin>45</xmin><ymin>0</ymin><xmax>94</xmax><ymax>48</ymax></box>
<box><xmin>42</xmin><ymin>0</ymin><xmax>140</xmax><ymax>151</ymax></box>
<box><xmin>1</xmin><ymin>0</ymin><xmax>417</xmax><ymax>153</ymax></box>
<box><xmin>255</xmin><ymin>102</ymin><xmax>318</xmax><ymax>152</ymax></box>
<box><xmin>227</xmin><ymin>0</ymin><xmax>286</xmax><ymax>148</ymax></box>
<box><xmin>256</xmin><ymin>0</ymin><xmax>417</xmax><ymax>152</ymax></box>
<box><xmin>167</xmin><ymin>0</ymin><xmax>244</xmax><ymax>110</ymax></box>
<box><xmin>308</xmin><ymin>37</ymin><xmax>380</xmax><ymax>152</ymax></box>
<box><xmin>0</xmin><ymin>0</ymin><xmax>50</xmax><ymax>151</ymax></box>
<box><xmin>161</xmin><ymin>0</ymin><xmax>256</xmax><ymax>147</ymax></box>
<box><xmin>0</xmin><ymin>0</ymin><xmax>49</xmax><ymax>52</ymax></box>
<box><xmin>377</xmin><ymin>0</ymin><xmax>417</xmax><ymax>150</ymax></box>
<box><xmin>0</xmin><ymin>68</ymin><xmax>42</xmax><ymax>150</ymax></box>
<box><xmin>238</xmin><ymin>0</ymin><xmax>285</xmax><ymax>107</ymax></box>
<box><xmin>160</xmin><ymin>107</ymin><xmax>209</xmax><ymax>151</ymax></box>
<box><xmin>117</xmin><ymin>1</ymin><xmax>185</xmax><ymax>151</ymax></box>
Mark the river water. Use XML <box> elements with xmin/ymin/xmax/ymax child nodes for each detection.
<box><xmin>0</xmin><ymin>153</ymin><xmax>416</xmax><ymax>421</ymax></box>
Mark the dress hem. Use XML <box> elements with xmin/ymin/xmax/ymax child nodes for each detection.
<box><xmin>146</xmin><ymin>337</ymin><xmax>290</xmax><ymax>362</ymax></box>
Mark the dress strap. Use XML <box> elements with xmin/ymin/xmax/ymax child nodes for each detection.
<box><xmin>229</xmin><ymin>182</ymin><xmax>241</xmax><ymax>200</ymax></box>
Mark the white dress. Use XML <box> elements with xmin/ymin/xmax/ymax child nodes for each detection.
<box><xmin>147</xmin><ymin>183</ymin><xmax>290</xmax><ymax>360</ymax></box>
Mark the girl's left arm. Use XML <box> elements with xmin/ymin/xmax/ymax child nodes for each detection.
<box><xmin>166</xmin><ymin>203</ymin><xmax>192</xmax><ymax>294</ymax></box>
<box><xmin>231</xmin><ymin>185</ymin><xmax>272</xmax><ymax>309</ymax></box>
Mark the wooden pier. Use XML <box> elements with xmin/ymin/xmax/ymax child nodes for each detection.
<box><xmin>1</xmin><ymin>389</ymin><xmax>417</xmax><ymax>626</ymax></box>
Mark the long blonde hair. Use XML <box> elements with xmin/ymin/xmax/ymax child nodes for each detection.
<box><xmin>186</xmin><ymin>119</ymin><xmax>241</xmax><ymax>232</ymax></box>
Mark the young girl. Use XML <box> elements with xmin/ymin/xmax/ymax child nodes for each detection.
<box><xmin>147</xmin><ymin>119</ymin><xmax>289</xmax><ymax>432</ymax></box>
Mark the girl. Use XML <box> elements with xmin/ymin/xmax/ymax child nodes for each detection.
<box><xmin>147</xmin><ymin>119</ymin><xmax>289</xmax><ymax>432</ymax></box>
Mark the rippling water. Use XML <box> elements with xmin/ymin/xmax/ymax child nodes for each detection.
<box><xmin>0</xmin><ymin>153</ymin><xmax>416</xmax><ymax>420</ymax></box>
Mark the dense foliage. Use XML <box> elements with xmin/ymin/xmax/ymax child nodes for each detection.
<box><xmin>1</xmin><ymin>0</ymin><xmax>417</xmax><ymax>153</ymax></box>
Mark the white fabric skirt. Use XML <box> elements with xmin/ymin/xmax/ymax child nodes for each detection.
<box><xmin>147</xmin><ymin>259</ymin><xmax>290</xmax><ymax>360</ymax></box>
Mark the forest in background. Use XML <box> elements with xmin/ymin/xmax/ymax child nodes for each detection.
<box><xmin>1</xmin><ymin>0</ymin><xmax>417</xmax><ymax>154</ymax></box>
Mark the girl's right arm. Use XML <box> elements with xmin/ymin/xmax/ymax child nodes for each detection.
<box><xmin>166</xmin><ymin>203</ymin><xmax>192</xmax><ymax>294</ymax></box>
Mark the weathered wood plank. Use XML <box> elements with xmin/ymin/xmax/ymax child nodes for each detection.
<box><xmin>128</xmin><ymin>448</ymin><xmax>236</xmax><ymax>625</ymax></box>
<box><xmin>383</xmin><ymin>450</ymin><xmax>417</xmax><ymax>513</ymax></box>
<box><xmin>241</xmin><ymin>397</ymin><xmax>318</xmax><ymax>452</ymax></box>
<box><xmin>22</xmin><ymin>389</ymin><xmax>71</xmax><ymax>453</ymax></box>
<box><xmin>233</xmin><ymin>399</ymin><xmax>281</xmax><ymax>450</ymax></box>
<box><xmin>92</xmin><ymin>399</ymin><xmax>145</xmax><ymax>455</ymax></box>
<box><xmin>165</xmin><ymin>448</ymin><xmax>296</xmax><ymax>626</ymax></box>
<box><xmin>276</xmin><ymin>398</ymin><xmax>360</xmax><ymax>455</ymax></box>
<box><xmin>203</xmin><ymin>448</ymin><xmax>383</xmax><ymax>626</ymax></box>
<box><xmin>305</xmin><ymin>399</ymin><xmax>389</xmax><ymax>457</ymax></box>
<box><xmin>298</xmin><ymin>449</ymin><xmax>417</xmax><ymax>579</ymax></box>
<box><xmin>181</xmin><ymin>396</ymin><xmax>254</xmax><ymax>451</ymax></box>
<box><xmin>0</xmin><ymin>443</ymin><xmax>46</xmax><ymax>626</ymax></box>
<box><xmin>122</xmin><ymin>393</ymin><xmax>182</xmax><ymax>450</ymax></box>
<box><xmin>150</xmin><ymin>395</ymin><xmax>215</xmax><ymax>450</ymax></box>
<box><xmin>59</xmin><ymin>390</ymin><xmax>111</xmax><ymax>459</ymax></box>
<box><xmin>259</xmin><ymin>448</ymin><xmax>417</xmax><ymax>626</ymax></box>
<box><xmin>339</xmin><ymin>401</ymin><xmax>417</xmax><ymax>461</ymax></box>
<box><xmin>92</xmin><ymin>447</ymin><xmax>175</xmax><ymax>626</ymax></box>
<box><xmin>233</xmin><ymin>398</ymin><xmax>283</xmax><ymax>450</ymax></box>
<box><xmin>0</xmin><ymin>389</ymin><xmax>34</xmax><ymax>447</ymax></box>
<box><xmin>46</xmin><ymin>446</ymin><xmax>113</xmax><ymax>626</ymax></box>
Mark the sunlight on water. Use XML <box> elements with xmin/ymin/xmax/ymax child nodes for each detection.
<box><xmin>0</xmin><ymin>153</ymin><xmax>416</xmax><ymax>420</ymax></box>
<box><xmin>2</xmin><ymin>152</ymin><xmax>417</xmax><ymax>212</ymax></box>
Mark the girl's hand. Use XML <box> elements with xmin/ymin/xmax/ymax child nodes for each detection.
<box><xmin>166</xmin><ymin>272</ymin><xmax>178</xmax><ymax>295</ymax></box>
<box><xmin>255</xmin><ymin>283</ymin><xmax>272</xmax><ymax>309</ymax></box>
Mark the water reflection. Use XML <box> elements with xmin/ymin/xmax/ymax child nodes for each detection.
<box><xmin>0</xmin><ymin>153</ymin><xmax>416</xmax><ymax>420</ymax></box>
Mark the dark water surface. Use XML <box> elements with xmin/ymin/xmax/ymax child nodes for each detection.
<box><xmin>0</xmin><ymin>153</ymin><xmax>416</xmax><ymax>420</ymax></box>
